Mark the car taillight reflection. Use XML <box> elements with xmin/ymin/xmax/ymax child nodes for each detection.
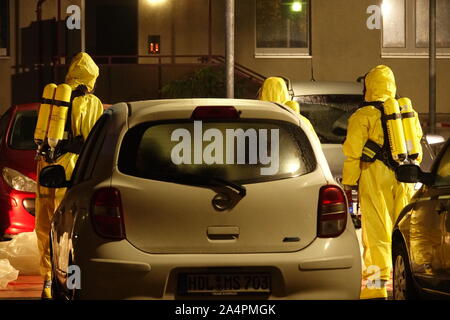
<box><xmin>91</xmin><ymin>188</ymin><xmax>126</xmax><ymax>240</ymax></box>
<box><xmin>317</xmin><ymin>185</ymin><xmax>348</xmax><ymax>238</ymax></box>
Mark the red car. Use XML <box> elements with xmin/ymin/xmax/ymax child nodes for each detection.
<box><xmin>0</xmin><ymin>103</ymin><xmax>39</xmax><ymax>239</ymax></box>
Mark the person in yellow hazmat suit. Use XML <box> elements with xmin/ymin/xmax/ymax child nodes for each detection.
<box><xmin>35</xmin><ymin>52</ymin><xmax>104</xmax><ymax>299</ymax></box>
<box><xmin>258</xmin><ymin>77</ymin><xmax>316</xmax><ymax>134</ymax></box>
<box><xmin>342</xmin><ymin>65</ymin><xmax>422</xmax><ymax>299</ymax></box>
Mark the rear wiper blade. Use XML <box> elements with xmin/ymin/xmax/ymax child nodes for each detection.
<box><xmin>167</xmin><ymin>174</ymin><xmax>246</xmax><ymax>197</ymax></box>
<box><xmin>207</xmin><ymin>176</ymin><xmax>247</xmax><ymax>197</ymax></box>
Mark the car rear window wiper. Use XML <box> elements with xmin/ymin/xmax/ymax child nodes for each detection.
<box><xmin>165</xmin><ymin>173</ymin><xmax>247</xmax><ymax>197</ymax></box>
<box><xmin>207</xmin><ymin>176</ymin><xmax>247</xmax><ymax>197</ymax></box>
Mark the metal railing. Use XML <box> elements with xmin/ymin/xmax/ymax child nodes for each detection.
<box><xmin>52</xmin><ymin>54</ymin><xmax>265</xmax><ymax>83</ymax></box>
<box><xmin>51</xmin><ymin>54</ymin><xmax>265</xmax><ymax>100</ymax></box>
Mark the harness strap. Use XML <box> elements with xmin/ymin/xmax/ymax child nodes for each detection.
<box><xmin>359</xmin><ymin>101</ymin><xmax>399</xmax><ymax>171</ymax></box>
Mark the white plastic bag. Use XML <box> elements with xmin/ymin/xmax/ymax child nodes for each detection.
<box><xmin>1</xmin><ymin>232</ymin><xmax>40</xmax><ymax>276</ymax></box>
<box><xmin>0</xmin><ymin>259</ymin><xmax>19</xmax><ymax>288</ymax></box>
<box><xmin>0</xmin><ymin>240</ymin><xmax>8</xmax><ymax>259</ymax></box>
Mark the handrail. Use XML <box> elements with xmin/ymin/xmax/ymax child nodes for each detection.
<box><xmin>53</xmin><ymin>54</ymin><xmax>265</xmax><ymax>81</ymax></box>
<box><xmin>53</xmin><ymin>54</ymin><xmax>214</xmax><ymax>66</ymax></box>
<box><xmin>209</xmin><ymin>55</ymin><xmax>266</xmax><ymax>84</ymax></box>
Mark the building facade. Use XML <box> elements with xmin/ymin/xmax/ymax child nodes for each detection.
<box><xmin>0</xmin><ymin>0</ymin><xmax>449</xmax><ymax>121</ymax></box>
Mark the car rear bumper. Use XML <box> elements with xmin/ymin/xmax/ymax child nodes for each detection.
<box><xmin>69</xmin><ymin>227</ymin><xmax>361</xmax><ymax>300</ymax></box>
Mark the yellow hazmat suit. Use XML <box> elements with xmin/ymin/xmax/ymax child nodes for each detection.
<box><xmin>259</xmin><ymin>77</ymin><xmax>291</xmax><ymax>104</ymax></box>
<box><xmin>35</xmin><ymin>52</ymin><xmax>104</xmax><ymax>298</ymax></box>
<box><xmin>259</xmin><ymin>77</ymin><xmax>316</xmax><ymax>133</ymax></box>
<box><xmin>342</xmin><ymin>65</ymin><xmax>422</xmax><ymax>299</ymax></box>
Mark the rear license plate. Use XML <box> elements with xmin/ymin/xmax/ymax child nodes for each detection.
<box><xmin>178</xmin><ymin>273</ymin><xmax>271</xmax><ymax>296</ymax></box>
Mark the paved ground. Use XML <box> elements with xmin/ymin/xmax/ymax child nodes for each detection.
<box><xmin>0</xmin><ymin>276</ymin><xmax>42</xmax><ymax>300</ymax></box>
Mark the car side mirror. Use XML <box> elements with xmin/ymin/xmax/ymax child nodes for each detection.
<box><xmin>395</xmin><ymin>164</ymin><xmax>434</xmax><ymax>186</ymax></box>
<box><xmin>39</xmin><ymin>165</ymin><xmax>70</xmax><ymax>188</ymax></box>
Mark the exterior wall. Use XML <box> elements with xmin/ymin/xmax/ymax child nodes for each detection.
<box><xmin>234</xmin><ymin>0</ymin><xmax>450</xmax><ymax>114</ymax></box>
<box><xmin>0</xmin><ymin>0</ymin><xmax>82</xmax><ymax>114</ymax></box>
<box><xmin>1</xmin><ymin>0</ymin><xmax>449</xmax><ymax>116</ymax></box>
<box><xmin>137</xmin><ymin>0</ymin><xmax>223</xmax><ymax>62</ymax></box>
<box><xmin>0</xmin><ymin>0</ymin><xmax>14</xmax><ymax>113</ymax></box>
<box><xmin>135</xmin><ymin>0</ymin><xmax>450</xmax><ymax>114</ymax></box>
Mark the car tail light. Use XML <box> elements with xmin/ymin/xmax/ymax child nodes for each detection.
<box><xmin>317</xmin><ymin>185</ymin><xmax>348</xmax><ymax>238</ymax></box>
<box><xmin>91</xmin><ymin>188</ymin><xmax>125</xmax><ymax>240</ymax></box>
<box><xmin>191</xmin><ymin>106</ymin><xmax>240</xmax><ymax>120</ymax></box>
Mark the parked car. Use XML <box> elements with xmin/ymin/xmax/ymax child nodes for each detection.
<box><xmin>0</xmin><ymin>102</ymin><xmax>111</xmax><ymax>240</ymax></box>
<box><xmin>393</xmin><ymin>138</ymin><xmax>450</xmax><ymax>299</ymax></box>
<box><xmin>0</xmin><ymin>103</ymin><xmax>39</xmax><ymax>239</ymax></box>
<box><xmin>41</xmin><ymin>99</ymin><xmax>362</xmax><ymax>300</ymax></box>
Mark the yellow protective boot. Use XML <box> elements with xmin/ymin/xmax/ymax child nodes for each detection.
<box><xmin>41</xmin><ymin>280</ymin><xmax>52</xmax><ymax>300</ymax></box>
<box><xmin>360</xmin><ymin>285</ymin><xmax>388</xmax><ymax>300</ymax></box>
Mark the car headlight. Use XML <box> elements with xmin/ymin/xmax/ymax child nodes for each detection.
<box><xmin>2</xmin><ymin>167</ymin><xmax>37</xmax><ymax>193</ymax></box>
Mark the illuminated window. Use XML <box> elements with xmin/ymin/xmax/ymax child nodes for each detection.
<box><xmin>255</xmin><ymin>0</ymin><xmax>310</xmax><ymax>57</ymax></box>
<box><xmin>0</xmin><ymin>0</ymin><xmax>9</xmax><ymax>56</ymax></box>
<box><xmin>382</xmin><ymin>0</ymin><xmax>450</xmax><ymax>56</ymax></box>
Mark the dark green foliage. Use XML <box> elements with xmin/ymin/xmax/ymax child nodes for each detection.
<box><xmin>161</xmin><ymin>66</ymin><xmax>256</xmax><ymax>99</ymax></box>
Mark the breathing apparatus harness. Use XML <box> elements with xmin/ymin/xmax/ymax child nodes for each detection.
<box><xmin>359</xmin><ymin>101</ymin><xmax>400</xmax><ymax>171</ymax></box>
<box><xmin>39</xmin><ymin>85</ymin><xmax>87</xmax><ymax>163</ymax></box>
<box><xmin>357</xmin><ymin>71</ymin><xmax>421</xmax><ymax>171</ymax></box>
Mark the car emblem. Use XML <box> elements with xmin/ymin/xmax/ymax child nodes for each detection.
<box><xmin>212</xmin><ymin>193</ymin><xmax>231</xmax><ymax>211</ymax></box>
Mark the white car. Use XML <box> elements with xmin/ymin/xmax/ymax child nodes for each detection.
<box><xmin>291</xmin><ymin>81</ymin><xmax>364</xmax><ymax>182</ymax></box>
<box><xmin>41</xmin><ymin>99</ymin><xmax>361</xmax><ymax>300</ymax></box>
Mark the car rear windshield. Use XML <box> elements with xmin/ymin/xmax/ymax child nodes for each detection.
<box><xmin>9</xmin><ymin>110</ymin><xmax>38</xmax><ymax>150</ymax></box>
<box><xmin>119</xmin><ymin>120</ymin><xmax>317</xmax><ymax>184</ymax></box>
<box><xmin>295</xmin><ymin>94</ymin><xmax>364</xmax><ymax>144</ymax></box>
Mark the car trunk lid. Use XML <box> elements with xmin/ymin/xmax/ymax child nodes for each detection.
<box><xmin>112</xmin><ymin>171</ymin><xmax>325</xmax><ymax>254</ymax></box>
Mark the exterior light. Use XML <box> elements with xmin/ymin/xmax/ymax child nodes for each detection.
<box><xmin>146</xmin><ymin>0</ymin><xmax>167</xmax><ymax>4</ymax></box>
<box><xmin>381</xmin><ymin>0</ymin><xmax>392</xmax><ymax>16</ymax></box>
<box><xmin>291</xmin><ymin>1</ymin><xmax>302</xmax><ymax>12</ymax></box>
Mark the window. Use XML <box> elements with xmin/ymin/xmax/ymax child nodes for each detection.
<box><xmin>0</xmin><ymin>0</ymin><xmax>9</xmax><ymax>56</ymax></box>
<box><xmin>382</xmin><ymin>0</ymin><xmax>450</xmax><ymax>56</ymax></box>
<box><xmin>9</xmin><ymin>111</ymin><xmax>38</xmax><ymax>150</ymax></box>
<box><xmin>119</xmin><ymin>120</ymin><xmax>316</xmax><ymax>185</ymax></box>
<box><xmin>255</xmin><ymin>0</ymin><xmax>310</xmax><ymax>57</ymax></box>
<box><xmin>294</xmin><ymin>94</ymin><xmax>364</xmax><ymax>144</ymax></box>
<box><xmin>0</xmin><ymin>110</ymin><xmax>11</xmax><ymax>142</ymax></box>
<box><xmin>86</xmin><ymin>0</ymin><xmax>138</xmax><ymax>64</ymax></box>
<box><xmin>71</xmin><ymin>112</ymin><xmax>110</xmax><ymax>185</ymax></box>
<box><xmin>435</xmin><ymin>143</ymin><xmax>450</xmax><ymax>186</ymax></box>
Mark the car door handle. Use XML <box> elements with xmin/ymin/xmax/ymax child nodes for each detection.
<box><xmin>207</xmin><ymin>226</ymin><xmax>240</xmax><ymax>240</ymax></box>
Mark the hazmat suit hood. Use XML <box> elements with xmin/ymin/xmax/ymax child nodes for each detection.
<box><xmin>65</xmin><ymin>52</ymin><xmax>99</xmax><ymax>92</ymax></box>
<box><xmin>259</xmin><ymin>77</ymin><xmax>291</xmax><ymax>104</ymax></box>
<box><xmin>364</xmin><ymin>65</ymin><xmax>397</xmax><ymax>102</ymax></box>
